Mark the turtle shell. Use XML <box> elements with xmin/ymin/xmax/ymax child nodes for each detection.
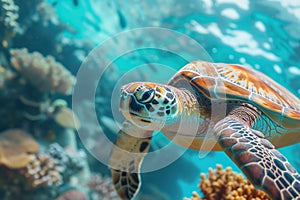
<box><xmin>168</xmin><ymin>61</ymin><xmax>300</xmax><ymax>130</ymax></box>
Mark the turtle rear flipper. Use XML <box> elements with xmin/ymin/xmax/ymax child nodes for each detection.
<box><xmin>214</xmin><ymin>106</ymin><xmax>300</xmax><ymax>200</ymax></box>
<box><xmin>109</xmin><ymin>121</ymin><xmax>152</xmax><ymax>200</ymax></box>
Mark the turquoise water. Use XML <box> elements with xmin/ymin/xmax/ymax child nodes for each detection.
<box><xmin>58</xmin><ymin>0</ymin><xmax>300</xmax><ymax>199</ymax></box>
<box><xmin>2</xmin><ymin>0</ymin><xmax>300</xmax><ymax>199</ymax></box>
<box><xmin>54</xmin><ymin>0</ymin><xmax>300</xmax><ymax>199</ymax></box>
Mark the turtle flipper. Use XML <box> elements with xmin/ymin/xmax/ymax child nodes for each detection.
<box><xmin>109</xmin><ymin>121</ymin><xmax>152</xmax><ymax>200</ymax></box>
<box><xmin>214</xmin><ymin>118</ymin><xmax>300</xmax><ymax>200</ymax></box>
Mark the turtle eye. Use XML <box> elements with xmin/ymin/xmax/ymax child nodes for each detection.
<box><xmin>135</xmin><ymin>89</ymin><xmax>155</xmax><ymax>104</ymax></box>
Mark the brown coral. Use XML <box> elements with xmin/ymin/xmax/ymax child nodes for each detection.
<box><xmin>185</xmin><ymin>164</ymin><xmax>270</xmax><ymax>200</ymax></box>
<box><xmin>0</xmin><ymin>129</ymin><xmax>39</xmax><ymax>169</ymax></box>
<box><xmin>10</xmin><ymin>48</ymin><xmax>75</xmax><ymax>94</ymax></box>
<box><xmin>24</xmin><ymin>153</ymin><xmax>63</xmax><ymax>188</ymax></box>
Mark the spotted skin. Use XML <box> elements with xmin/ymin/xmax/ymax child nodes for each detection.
<box><xmin>214</xmin><ymin>106</ymin><xmax>300</xmax><ymax>200</ymax></box>
<box><xmin>110</xmin><ymin>61</ymin><xmax>300</xmax><ymax>200</ymax></box>
<box><xmin>119</xmin><ymin>82</ymin><xmax>179</xmax><ymax>130</ymax></box>
<box><xmin>109</xmin><ymin>121</ymin><xmax>152</xmax><ymax>200</ymax></box>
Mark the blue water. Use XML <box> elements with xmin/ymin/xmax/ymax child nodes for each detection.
<box><xmin>53</xmin><ymin>0</ymin><xmax>300</xmax><ymax>199</ymax></box>
<box><xmin>56</xmin><ymin>0</ymin><xmax>300</xmax><ymax>199</ymax></box>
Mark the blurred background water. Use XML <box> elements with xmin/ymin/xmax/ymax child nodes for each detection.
<box><xmin>1</xmin><ymin>0</ymin><xmax>300</xmax><ymax>199</ymax></box>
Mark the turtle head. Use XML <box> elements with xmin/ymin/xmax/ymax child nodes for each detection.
<box><xmin>119</xmin><ymin>82</ymin><xmax>179</xmax><ymax>130</ymax></box>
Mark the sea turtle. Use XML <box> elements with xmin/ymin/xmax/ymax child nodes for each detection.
<box><xmin>109</xmin><ymin>61</ymin><xmax>300</xmax><ymax>200</ymax></box>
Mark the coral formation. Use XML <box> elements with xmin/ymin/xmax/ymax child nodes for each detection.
<box><xmin>184</xmin><ymin>164</ymin><xmax>270</xmax><ymax>200</ymax></box>
<box><xmin>54</xmin><ymin>106</ymin><xmax>81</xmax><ymax>130</ymax></box>
<box><xmin>10</xmin><ymin>48</ymin><xmax>75</xmax><ymax>94</ymax></box>
<box><xmin>47</xmin><ymin>143</ymin><xmax>85</xmax><ymax>180</ymax></box>
<box><xmin>86</xmin><ymin>174</ymin><xmax>119</xmax><ymax>200</ymax></box>
<box><xmin>0</xmin><ymin>0</ymin><xmax>19</xmax><ymax>44</ymax></box>
<box><xmin>24</xmin><ymin>153</ymin><xmax>64</xmax><ymax>188</ymax></box>
<box><xmin>0</xmin><ymin>129</ymin><xmax>38</xmax><ymax>169</ymax></box>
<box><xmin>0</xmin><ymin>142</ymin><xmax>86</xmax><ymax>199</ymax></box>
<box><xmin>56</xmin><ymin>190</ymin><xmax>88</xmax><ymax>200</ymax></box>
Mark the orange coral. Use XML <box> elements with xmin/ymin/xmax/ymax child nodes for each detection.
<box><xmin>0</xmin><ymin>129</ymin><xmax>39</xmax><ymax>169</ymax></box>
<box><xmin>185</xmin><ymin>164</ymin><xmax>270</xmax><ymax>200</ymax></box>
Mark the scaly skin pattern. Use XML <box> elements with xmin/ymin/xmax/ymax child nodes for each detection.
<box><xmin>111</xmin><ymin>61</ymin><xmax>300</xmax><ymax>200</ymax></box>
<box><xmin>214</xmin><ymin>116</ymin><xmax>300</xmax><ymax>200</ymax></box>
<box><xmin>109</xmin><ymin>122</ymin><xmax>152</xmax><ymax>200</ymax></box>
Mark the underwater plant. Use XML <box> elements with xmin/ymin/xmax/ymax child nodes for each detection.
<box><xmin>184</xmin><ymin>164</ymin><xmax>270</xmax><ymax>200</ymax></box>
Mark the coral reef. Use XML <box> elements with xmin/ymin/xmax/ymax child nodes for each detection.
<box><xmin>0</xmin><ymin>0</ymin><xmax>19</xmax><ymax>29</ymax></box>
<box><xmin>10</xmin><ymin>48</ymin><xmax>75</xmax><ymax>95</ymax></box>
<box><xmin>0</xmin><ymin>1</ymin><xmax>100</xmax><ymax>199</ymax></box>
<box><xmin>47</xmin><ymin>143</ymin><xmax>85</xmax><ymax>180</ymax></box>
<box><xmin>24</xmin><ymin>153</ymin><xmax>64</xmax><ymax>188</ymax></box>
<box><xmin>184</xmin><ymin>164</ymin><xmax>270</xmax><ymax>200</ymax></box>
<box><xmin>86</xmin><ymin>174</ymin><xmax>119</xmax><ymax>200</ymax></box>
<box><xmin>0</xmin><ymin>0</ymin><xmax>19</xmax><ymax>45</ymax></box>
<box><xmin>57</xmin><ymin>190</ymin><xmax>88</xmax><ymax>200</ymax></box>
<box><xmin>0</xmin><ymin>129</ymin><xmax>38</xmax><ymax>169</ymax></box>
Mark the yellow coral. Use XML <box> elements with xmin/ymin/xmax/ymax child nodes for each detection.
<box><xmin>185</xmin><ymin>164</ymin><xmax>270</xmax><ymax>200</ymax></box>
<box><xmin>10</xmin><ymin>48</ymin><xmax>75</xmax><ymax>94</ymax></box>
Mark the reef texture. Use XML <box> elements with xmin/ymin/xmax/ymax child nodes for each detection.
<box><xmin>86</xmin><ymin>174</ymin><xmax>119</xmax><ymax>200</ymax></box>
<box><xmin>10</xmin><ymin>48</ymin><xmax>75</xmax><ymax>94</ymax></box>
<box><xmin>56</xmin><ymin>189</ymin><xmax>89</xmax><ymax>200</ymax></box>
<box><xmin>24</xmin><ymin>153</ymin><xmax>64</xmax><ymax>188</ymax></box>
<box><xmin>0</xmin><ymin>0</ymin><xmax>19</xmax><ymax>28</ymax></box>
<box><xmin>185</xmin><ymin>164</ymin><xmax>270</xmax><ymax>200</ymax></box>
<box><xmin>0</xmin><ymin>0</ymin><xmax>19</xmax><ymax>44</ymax></box>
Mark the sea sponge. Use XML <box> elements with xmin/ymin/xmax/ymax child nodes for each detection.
<box><xmin>184</xmin><ymin>164</ymin><xmax>270</xmax><ymax>200</ymax></box>
<box><xmin>10</xmin><ymin>48</ymin><xmax>75</xmax><ymax>94</ymax></box>
<box><xmin>0</xmin><ymin>129</ymin><xmax>39</xmax><ymax>169</ymax></box>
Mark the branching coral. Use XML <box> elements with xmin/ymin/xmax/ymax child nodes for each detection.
<box><xmin>24</xmin><ymin>153</ymin><xmax>64</xmax><ymax>188</ymax></box>
<box><xmin>21</xmin><ymin>143</ymin><xmax>85</xmax><ymax>188</ymax></box>
<box><xmin>86</xmin><ymin>174</ymin><xmax>119</xmax><ymax>200</ymax></box>
<box><xmin>0</xmin><ymin>129</ymin><xmax>39</xmax><ymax>169</ymax></box>
<box><xmin>185</xmin><ymin>164</ymin><xmax>270</xmax><ymax>200</ymax></box>
<box><xmin>10</xmin><ymin>48</ymin><xmax>75</xmax><ymax>94</ymax></box>
<box><xmin>47</xmin><ymin>143</ymin><xmax>85</xmax><ymax>180</ymax></box>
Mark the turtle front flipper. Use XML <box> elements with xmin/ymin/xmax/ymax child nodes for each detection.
<box><xmin>109</xmin><ymin>121</ymin><xmax>153</xmax><ymax>200</ymax></box>
<box><xmin>214</xmin><ymin>116</ymin><xmax>300</xmax><ymax>200</ymax></box>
